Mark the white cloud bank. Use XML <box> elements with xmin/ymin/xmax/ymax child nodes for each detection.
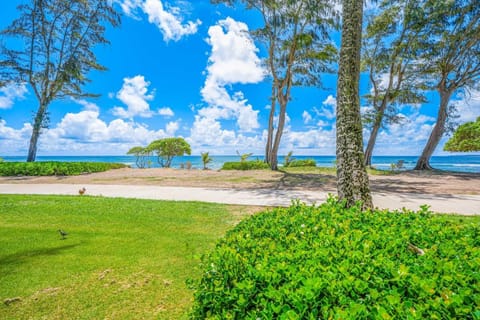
<box><xmin>158</xmin><ymin>107</ymin><xmax>174</xmax><ymax>117</ymax></box>
<box><xmin>0</xmin><ymin>83</ymin><xmax>27</xmax><ymax>109</ymax></box>
<box><xmin>116</xmin><ymin>0</ymin><xmax>201</xmax><ymax>41</ymax></box>
<box><xmin>112</xmin><ymin>75</ymin><xmax>155</xmax><ymax>119</ymax></box>
<box><xmin>0</xmin><ymin>98</ymin><xmax>181</xmax><ymax>155</ymax></box>
<box><xmin>189</xmin><ymin>17</ymin><xmax>265</xmax><ymax>152</ymax></box>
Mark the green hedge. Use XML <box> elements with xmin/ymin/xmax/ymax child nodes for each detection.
<box><xmin>190</xmin><ymin>199</ymin><xmax>480</xmax><ymax>319</ymax></box>
<box><xmin>221</xmin><ymin>160</ymin><xmax>270</xmax><ymax>170</ymax></box>
<box><xmin>0</xmin><ymin>162</ymin><xmax>128</xmax><ymax>176</ymax></box>
<box><xmin>285</xmin><ymin>159</ymin><xmax>317</xmax><ymax>167</ymax></box>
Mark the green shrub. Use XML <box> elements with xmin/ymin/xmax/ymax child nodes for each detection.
<box><xmin>0</xmin><ymin>162</ymin><xmax>128</xmax><ymax>176</ymax></box>
<box><xmin>190</xmin><ymin>199</ymin><xmax>480</xmax><ymax>319</ymax></box>
<box><xmin>285</xmin><ymin>158</ymin><xmax>317</xmax><ymax>167</ymax></box>
<box><xmin>221</xmin><ymin>160</ymin><xmax>269</xmax><ymax>170</ymax></box>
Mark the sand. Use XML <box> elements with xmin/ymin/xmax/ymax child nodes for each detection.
<box><xmin>1</xmin><ymin>167</ymin><xmax>479</xmax><ymax>195</ymax></box>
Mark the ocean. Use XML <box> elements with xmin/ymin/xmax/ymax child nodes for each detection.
<box><xmin>2</xmin><ymin>155</ymin><xmax>480</xmax><ymax>173</ymax></box>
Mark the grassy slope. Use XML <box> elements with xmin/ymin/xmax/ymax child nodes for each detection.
<box><xmin>0</xmin><ymin>195</ymin><xmax>253</xmax><ymax>319</ymax></box>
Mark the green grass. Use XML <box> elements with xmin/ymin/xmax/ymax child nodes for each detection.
<box><xmin>0</xmin><ymin>195</ymin><xmax>253</xmax><ymax>319</ymax></box>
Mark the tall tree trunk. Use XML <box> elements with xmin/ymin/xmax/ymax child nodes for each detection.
<box><xmin>336</xmin><ymin>0</ymin><xmax>373</xmax><ymax>209</ymax></box>
<box><xmin>27</xmin><ymin>104</ymin><xmax>47</xmax><ymax>162</ymax></box>
<box><xmin>414</xmin><ymin>89</ymin><xmax>452</xmax><ymax>170</ymax></box>
<box><xmin>364</xmin><ymin>104</ymin><xmax>386</xmax><ymax>167</ymax></box>
<box><xmin>270</xmin><ymin>96</ymin><xmax>287</xmax><ymax>170</ymax></box>
<box><xmin>265</xmin><ymin>86</ymin><xmax>276</xmax><ymax>165</ymax></box>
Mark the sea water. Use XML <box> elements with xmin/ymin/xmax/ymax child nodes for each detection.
<box><xmin>2</xmin><ymin>155</ymin><xmax>480</xmax><ymax>173</ymax></box>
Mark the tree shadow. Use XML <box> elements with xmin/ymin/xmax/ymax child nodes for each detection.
<box><xmin>0</xmin><ymin>243</ymin><xmax>81</xmax><ymax>272</ymax></box>
<box><xmin>274</xmin><ymin>171</ymin><xmax>336</xmax><ymax>190</ymax></box>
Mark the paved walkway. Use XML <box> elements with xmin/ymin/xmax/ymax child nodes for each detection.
<box><xmin>0</xmin><ymin>183</ymin><xmax>479</xmax><ymax>215</ymax></box>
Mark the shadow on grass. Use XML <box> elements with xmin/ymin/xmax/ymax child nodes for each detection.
<box><xmin>0</xmin><ymin>243</ymin><xmax>81</xmax><ymax>269</ymax></box>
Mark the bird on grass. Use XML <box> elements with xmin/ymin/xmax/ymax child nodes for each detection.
<box><xmin>58</xmin><ymin>229</ymin><xmax>68</xmax><ymax>240</ymax></box>
<box><xmin>78</xmin><ymin>187</ymin><xmax>86</xmax><ymax>195</ymax></box>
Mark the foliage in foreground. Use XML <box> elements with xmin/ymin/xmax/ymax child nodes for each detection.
<box><xmin>190</xmin><ymin>199</ymin><xmax>480</xmax><ymax>319</ymax></box>
<box><xmin>221</xmin><ymin>160</ymin><xmax>270</xmax><ymax>171</ymax></box>
<box><xmin>0</xmin><ymin>161</ymin><xmax>127</xmax><ymax>176</ymax></box>
<box><xmin>0</xmin><ymin>195</ymin><xmax>245</xmax><ymax>319</ymax></box>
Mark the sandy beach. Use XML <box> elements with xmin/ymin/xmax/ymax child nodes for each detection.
<box><xmin>1</xmin><ymin>167</ymin><xmax>479</xmax><ymax>195</ymax></box>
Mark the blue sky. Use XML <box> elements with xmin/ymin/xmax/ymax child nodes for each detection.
<box><xmin>0</xmin><ymin>0</ymin><xmax>478</xmax><ymax>156</ymax></box>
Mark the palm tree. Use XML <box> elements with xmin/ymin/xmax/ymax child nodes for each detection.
<box><xmin>335</xmin><ymin>0</ymin><xmax>373</xmax><ymax>209</ymax></box>
<box><xmin>201</xmin><ymin>152</ymin><xmax>213</xmax><ymax>170</ymax></box>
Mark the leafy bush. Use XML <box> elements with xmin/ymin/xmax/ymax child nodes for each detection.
<box><xmin>190</xmin><ymin>199</ymin><xmax>480</xmax><ymax>319</ymax></box>
<box><xmin>221</xmin><ymin>160</ymin><xmax>269</xmax><ymax>170</ymax></box>
<box><xmin>0</xmin><ymin>162</ymin><xmax>128</xmax><ymax>176</ymax></box>
<box><xmin>285</xmin><ymin>158</ymin><xmax>317</xmax><ymax>168</ymax></box>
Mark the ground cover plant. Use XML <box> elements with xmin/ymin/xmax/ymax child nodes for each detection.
<box><xmin>0</xmin><ymin>161</ymin><xmax>127</xmax><ymax>176</ymax></box>
<box><xmin>0</xmin><ymin>195</ymin><xmax>253</xmax><ymax>319</ymax></box>
<box><xmin>191</xmin><ymin>199</ymin><xmax>480</xmax><ymax>319</ymax></box>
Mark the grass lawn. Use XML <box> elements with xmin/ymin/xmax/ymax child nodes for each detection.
<box><xmin>0</xmin><ymin>195</ymin><xmax>255</xmax><ymax>319</ymax></box>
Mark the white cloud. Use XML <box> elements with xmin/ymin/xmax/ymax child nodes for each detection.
<box><xmin>165</xmin><ymin>121</ymin><xmax>179</xmax><ymax>136</ymax></box>
<box><xmin>158</xmin><ymin>107</ymin><xmax>174</xmax><ymax>117</ymax></box>
<box><xmin>144</xmin><ymin>0</ymin><xmax>201</xmax><ymax>41</ymax></box>
<box><xmin>369</xmin><ymin>111</ymin><xmax>436</xmax><ymax>155</ymax></box>
<box><xmin>0</xmin><ymin>83</ymin><xmax>28</xmax><ymax>109</ymax></box>
<box><xmin>112</xmin><ymin>75</ymin><xmax>155</xmax><ymax>119</ymax></box>
<box><xmin>0</xmin><ymin>99</ymin><xmax>183</xmax><ymax>155</ymax></box>
<box><xmin>453</xmin><ymin>89</ymin><xmax>480</xmax><ymax>124</ymax></box>
<box><xmin>302</xmin><ymin>111</ymin><xmax>313</xmax><ymax>124</ymax></box>
<box><xmin>311</xmin><ymin>95</ymin><xmax>337</xmax><ymax>121</ymax></box>
<box><xmin>0</xmin><ymin>119</ymin><xmax>33</xmax><ymax>155</ymax></box>
<box><xmin>188</xmin><ymin>115</ymin><xmax>264</xmax><ymax>154</ymax></box>
<box><xmin>192</xmin><ymin>17</ymin><xmax>265</xmax><ymax>144</ymax></box>
<box><xmin>205</xmin><ymin>18</ymin><xmax>264</xmax><ymax>84</ymax></box>
<box><xmin>115</xmin><ymin>0</ymin><xmax>142</xmax><ymax>17</ymax></box>
<box><xmin>116</xmin><ymin>0</ymin><xmax>201</xmax><ymax>41</ymax></box>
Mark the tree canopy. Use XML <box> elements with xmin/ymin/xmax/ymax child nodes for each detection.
<box><xmin>147</xmin><ymin>137</ymin><xmax>191</xmax><ymax>168</ymax></box>
<box><xmin>444</xmin><ymin>117</ymin><xmax>480</xmax><ymax>152</ymax></box>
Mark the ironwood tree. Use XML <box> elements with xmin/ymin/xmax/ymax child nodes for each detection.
<box><xmin>362</xmin><ymin>0</ymin><xmax>426</xmax><ymax>167</ymax></box>
<box><xmin>414</xmin><ymin>0</ymin><xmax>480</xmax><ymax>170</ymax></box>
<box><xmin>336</xmin><ymin>0</ymin><xmax>373</xmax><ymax>209</ymax></box>
<box><xmin>0</xmin><ymin>0</ymin><xmax>120</xmax><ymax>161</ymax></box>
<box><xmin>212</xmin><ymin>0</ymin><xmax>338</xmax><ymax>170</ymax></box>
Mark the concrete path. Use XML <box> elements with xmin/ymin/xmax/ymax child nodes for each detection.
<box><xmin>0</xmin><ymin>183</ymin><xmax>479</xmax><ymax>215</ymax></box>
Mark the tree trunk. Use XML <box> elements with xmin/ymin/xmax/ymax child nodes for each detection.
<box><xmin>364</xmin><ymin>107</ymin><xmax>386</xmax><ymax>167</ymax></box>
<box><xmin>336</xmin><ymin>0</ymin><xmax>373</xmax><ymax>209</ymax></box>
<box><xmin>265</xmin><ymin>87</ymin><xmax>276</xmax><ymax>165</ymax></box>
<box><xmin>414</xmin><ymin>89</ymin><xmax>452</xmax><ymax>170</ymax></box>
<box><xmin>27</xmin><ymin>104</ymin><xmax>47</xmax><ymax>162</ymax></box>
<box><xmin>270</xmin><ymin>95</ymin><xmax>287</xmax><ymax>171</ymax></box>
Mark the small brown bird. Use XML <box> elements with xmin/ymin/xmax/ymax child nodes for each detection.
<box><xmin>78</xmin><ymin>187</ymin><xmax>86</xmax><ymax>195</ymax></box>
